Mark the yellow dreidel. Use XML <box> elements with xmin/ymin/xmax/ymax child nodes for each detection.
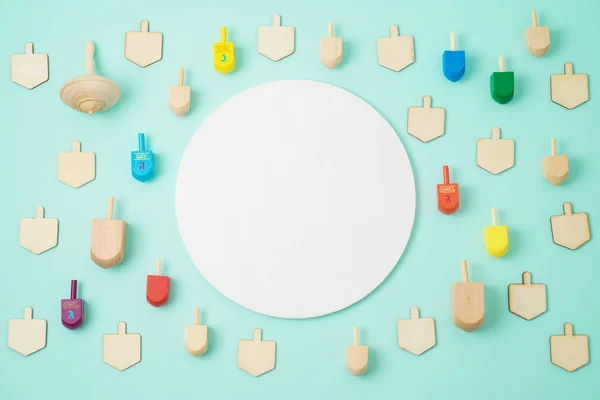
<box><xmin>483</xmin><ymin>207</ymin><xmax>508</xmax><ymax>257</ymax></box>
<box><xmin>213</xmin><ymin>27</ymin><xmax>235</xmax><ymax>74</ymax></box>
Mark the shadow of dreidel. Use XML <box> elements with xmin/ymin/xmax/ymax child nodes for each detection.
<box><xmin>61</xmin><ymin>280</ymin><xmax>84</xmax><ymax>330</ymax></box>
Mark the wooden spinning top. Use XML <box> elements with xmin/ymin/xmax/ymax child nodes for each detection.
<box><xmin>60</xmin><ymin>42</ymin><xmax>120</xmax><ymax>115</ymax></box>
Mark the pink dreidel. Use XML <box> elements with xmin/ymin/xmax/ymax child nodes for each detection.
<box><xmin>61</xmin><ymin>280</ymin><xmax>84</xmax><ymax>330</ymax></box>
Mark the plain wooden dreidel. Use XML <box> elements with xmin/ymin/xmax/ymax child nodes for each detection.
<box><xmin>550</xmin><ymin>323</ymin><xmax>589</xmax><ymax>372</ymax></box>
<box><xmin>377</xmin><ymin>25</ymin><xmax>415</xmax><ymax>72</ymax></box>
<box><xmin>58</xmin><ymin>140</ymin><xmax>96</xmax><ymax>188</ymax></box>
<box><xmin>442</xmin><ymin>32</ymin><xmax>465</xmax><ymax>82</ymax></box>
<box><xmin>542</xmin><ymin>138</ymin><xmax>569</xmax><ymax>186</ymax></box>
<box><xmin>8</xmin><ymin>307</ymin><xmax>47</xmax><ymax>356</ymax></box>
<box><xmin>525</xmin><ymin>11</ymin><xmax>550</xmax><ymax>57</ymax></box>
<box><xmin>490</xmin><ymin>56</ymin><xmax>514</xmax><ymax>104</ymax></box>
<box><xmin>346</xmin><ymin>326</ymin><xmax>368</xmax><ymax>376</ymax></box>
<box><xmin>437</xmin><ymin>165</ymin><xmax>459</xmax><ymax>215</ymax></box>
<box><xmin>258</xmin><ymin>14</ymin><xmax>295</xmax><ymax>61</ymax></box>
<box><xmin>185</xmin><ymin>307</ymin><xmax>208</xmax><ymax>356</ymax></box>
<box><xmin>20</xmin><ymin>206</ymin><xmax>58</xmax><ymax>255</ymax></box>
<box><xmin>451</xmin><ymin>260</ymin><xmax>484</xmax><ymax>332</ymax></box>
<box><xmin>213</xmin><ymin>27</ymin><xmax>236</xmax><ymax>74</ymax></box>
<box><xmin>476</xmin><ymin>127</ymin><xmax>515</xmax><ymax>175</ymax></box>
<box><xmin>10</xmin><ymin>42</ymin><xmax>48</xmax><ymax>89</ymax></box>
<box><xmin>91</xmin><ymin>196</ymin><xmax>127</xmax><ymax>268</ymax></box>
<box><xmin>146</xmin><ymin>259</ymin><xmax>170</xmax><ymax>307</ymax></box>
<box><xmin>168</xmin><ymin>68</ymin><xmax>191</xmax><ymax>117</ymax></box>
<box><xmin>551</xmin><ymin>62</ymin><xmax>589</xmax><ymax>110</ymax></box>
<box><xmin>550</xmin><ymin>202</ymin><xmax>591</xmax><ymax>250</ymax></box>
<box><xmin>131</xmin><ymin>133</ymin><xmax>155</xmax><ymax>182</ymax></box>
<box><xmin>397</xmin><ymin>307</ymin><xmax>436</xmax><ymax>355</ymax></box>
<box><xmin>407</xmin><ymin>95</ymin><xmax>445</xmax><ymax>143</ymax></box>
<box><xmin>61</xmin><ymin>280</ymin><xmax>84</xmax><ymax>330</ymax></box>
<box><xmin>320</xmin><ymin>23</ymin><xmax>342</xmax><ymax>69</ymax></box>
<box><xmin>125</xmin><ymin>20</ymin><xmax>163</xmax><ymax>67</ymax></box>
<box><xmin>102</xmin><ymin>322</ymin><xmax>141</xmax><ymax>371</ymax></box>
<box><xmin>508</xmin><ymin>272</ymin><xmax>546</xmax><ymax>321</ymax></box>
<box><xmin>484</xmin><ymin>208</ymin><xmax>509</xmax><ymax>258</ymax></box>
<box><xmin>238</xmin><ymin>328</ymin><xmax>276</xmax><ymax>377</ymax></box>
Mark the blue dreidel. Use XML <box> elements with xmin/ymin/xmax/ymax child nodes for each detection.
<box><xmin>442</xmin><ymin>32</ymin><xmax>465</xmax><ymax>82</ymax></box>
<box><xmin>131</xmin><ymin>133</ymin><xmax>155</xmax><ymax>182</ymax></box>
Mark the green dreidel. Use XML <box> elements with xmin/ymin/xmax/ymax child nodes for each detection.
<box><xmin>490</xmin><ymin>56</ymin><xmax>514</xmax><ymax>104</ymax></box>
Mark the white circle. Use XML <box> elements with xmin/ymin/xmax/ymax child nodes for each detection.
<box><xmin>176</xmin><ymin>80</ymin><xmax>415</xmax><ymax>318</ymax></box>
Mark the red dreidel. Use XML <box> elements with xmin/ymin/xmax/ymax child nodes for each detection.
<box><xmin>437</xmin><ymin>165</ymin><xmax>459</xmax><ymax>215</ymax></box>
<box><xmin>61</xmin><ymin>280</ymin><xmax>84</xmax><ymax>330</ymax></box>
<box><xmin>146</xmin><ymin>259</ymin><xmax>170</xmax><ymax>307</ymax></box>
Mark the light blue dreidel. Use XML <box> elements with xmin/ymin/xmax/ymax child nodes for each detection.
<box><xmin>131</xmin><ymin>133</ymin><xmax>155</xmax><ymax>182</ymax></box>
<box><xmin>442</xmin><ymin>32</ymin><xmax>465</xmax><ymax>82</ymax></box>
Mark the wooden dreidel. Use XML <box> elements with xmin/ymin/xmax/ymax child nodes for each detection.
<box><xmin>102</xmin><ymin>322</ymin><xmax>141</xmax><ymax>371</ymax></box>
<box><xmin>346</xmin><ymin>326</ymin><xmax>368</xmax><ymax>376</ymax></box>
<box><xmin>508</xmin><ymin>272</ymin><xmax>547</xmax><ymax>321</ymax></box>
<box><xmin>407</xmin><ymin>96</ymin><xmax>445</xmax><ymax>143</ymax></box>
<box><xmin>125</xmin><ymin>20</ymin><xmax>163</xmax><ymax>67</ymax></box>
<box><xmin>476</xmin><ymin>127</ymin><xmax>515</xmax><ymax>175</ymax></box>
<box><xmin>258</xmin><ymin>14</ymin><xmax>295</xmax><ymax>62</ymax></box>
<box><xmin>484</xmin><ymin>208</ymin><xmax>509</xmax><ymax>258</ymax></box>
<box><xmin>550</xmin><ymin>62</ymin><xmax>589</xmax><ymax>110</ymax></box>
<box><xmin>213</xmin><ymin>27</ymin><xmax>235</xmax><ymax>74</ymax></box>
<box><xmin>377</xmin><ymin>25</ymin><xmax>415</xmax><ymax>72</ymax></box>
<box><xmin>397</xmin><ymin>307</ymin><xmax>436</xmax><ymax>355</ymax></box>
<box><xmin>185</xmin><ymin>308</ymin><xmax>208</xmax><ymax>356</ymax></box>
<box><xmin>19</xmin><ymin>206</ymin><xmax>58</xmax><ymax>255</ymax></box>
<box><xmin>451</xmin><ymin>260</ymin><xmax>484</xmax><ymax>332</ymax></box>
<box><xmin>90</xmin><ymin>196</ymin><xmax>127</xmax><ymax>268</ymax></box>
<box><xmin>10</xmin><ymin>42</ymin><xmax>48</xmax><ymax>89</ymax></box>
<box><xmin>58</xmin><ymin>140</ymin><xmax>95</xmax><ymax>188</ymax></box>
<box><xmin>490</xmin><ymin>56</ymin><xmax>514</xmax><ymax>104</ymax></box>
<box><xmin>550</xmin><ymin>323</ymin><xmax>589</xmax><ymax>372</ymax></box>
<box><xmin>8</xmin><ymin>307</ymin><xmax>47</xmax><ymax>356</ymax></box>
<box><xmin>550</xmin><ymin>202</ymin><xmax>591</xmax><ymax>250</ymax></box>
<box><xmin>238</xmin><ymin>328</ymin><xmax>276</xmax><ymax>377</ymax></box>
<box><xmin>442</xmin><ymin>32</ymin><xmax>465</xmax><ymax>82</ymax></box>
<box><xmin>61</xmin><ymin>280</ymin><xmax>84</xmax><ymax>330</ymax></box>
<box><xmin>320</xmin><ymin>23</ymin><xmax>342</xmax><ymax>69</ymax></box>
<box><xmin>542</xmin><ymin>138</ymin><xmax>569</xmax><ymax>186</ymax></box>
<box><xmin>437</xmin><ymin>165</ymin><xmax>459</xmax><ymax>215</ymax></box>
<box><xmin>131</xmin><ymin>133</ymin><xmax>155</xmax><ymax>182</ymax></box>
<box><xmin>168</xmin><ymin>68</ymin><xmax>191</xmax><ymax>117</ymax></box>
<box><xmin>146</xmin><ymin>259</ymin><xmax>170</xmax><ymax>307</ymax></box>
<box><xmin>525</xmin><ymin>11</ymin><xmax>550</xmax><ymax>57</ymax></box>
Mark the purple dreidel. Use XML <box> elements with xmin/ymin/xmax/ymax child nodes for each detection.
<box><xmin>61</xmin><ymin>280</ymin><xmax>83</xmax><ymax>330</ymax></box>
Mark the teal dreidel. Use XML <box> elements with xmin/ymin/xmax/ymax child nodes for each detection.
<box><xmin>442</xmin><ymin>32</ymin><xmax>465</xmax><ymax>82</ymax></box>
<box><xmin>131</xmin><ymin>133</ymin><xmax>155</xmax><ymax>182</ymax></box>
<box><xmin>490</xmin><ymin>56</ymin><xmax>514</xmax><ymax>104</ymax></box>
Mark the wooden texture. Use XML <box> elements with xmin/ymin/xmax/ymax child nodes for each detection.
<box><xmin>550</xmin><ymin>202</ymin><xmax>591</xmax><ymax>250</ymax></box>
<box><xmin>490</xmin><ymin>56</ymin><xmax>514</xmax><ymax>104</ymax></box>
<box><xmin>10</xmin><ymin>42</ymin><xmax>48</xmax><ymax>89</ymax></box>
<box><xmin>508</xmin><ymin>272</ymin><xmax>547</xmax><ymax>320</ymax></box>
<box><xmin>258</xmin><ymin>14</ymin><xmax>295</xmax><ymax>61</ymax></box>
<box><xmin>442</xmin><ymin>32</ymin><xmax>465</xmax><ymax>82</ymax></box>
<box><xmin>550</xmin><ymin>323</ymin><xmax>589</xmax><ymax>372</ymax></box>
<box><xmin>484</xmin><ymin>207</ymin><xmax>509</xmax><ymax>258</ymax></box>
<box><xmin>477</xmin><ymin>127</ymin><xmax>515</xmax><ymax>174</ymax></box>
<box><xmin>525</xmin><ymin>11</ymin><xmax>550</xmax><ymax>57</ymax></box>
<box><xmin>550</xmin><ymin>62</ymin><xmax>589</xmax><ymax>110</ymax></box>
<box><xmin>213</xmin><ymin>27</ymin><xmax>236</xmax><ymax>74</ymax></box>
<box><xmin>542</xmin><ymin>138</ymin><xmax>569</xmax><ymax>186</ymax></box>
<box><xmin>451</xmin><ymin>260</ymin><xmax>484</xmax><ymax>332</ymax></box>
<box><xmin>57</xmin><ymin>140</ymin><xmax>95</xmax><ymax>188</ymax></box>
<box><xmin>346</xmin><ymin>326</ymin><xmax>368</xmax><ymax>376</ymax></box>
<box><xmin>437</xmin><ymin>165</ymin><xmax>459</xmax><ymax>215</ymax></box>
<box><xmin>8</xmin><ymin>307</ymin><xmax>47</xmax><ymax>356</ymax></box>
<box><xmin>185</xmin><ymin>308</ymin><xmax>208</xmax><ymax>356</ymax></box>
<box><xmin>407</xmin><ymin>96</ymin><xmax>445</xmax><ymax>143</ymax></box>
<box><xmin>168</xmin><ymin>68</ymin><xmax>191</xmax><ymax>117</ymax></box>
<box><xmin>90</xmin><ymin>196</ymin><xmax>127</xmax><ymax>268</ymax></box>
<box><xmin>146</xmin><ymin>259</ymin><xmax>170</xmax><ymax>307</ymax></box>
<box><xmin>238</xmin><ymin>328</ymin><xmax>276</xmax><ymax>377</ymax></box>
<box><xmin>102</xmin><ymin>322</ymin><xmax>141</xmax><ymax>371</ymax></box>
<box><xmin>397</xmin><ymin>307</ymin><xmax>436</xmax><ymax>355</ymax></box>
<box><xmin>19</xmin><ymin>206</ymin><xmax>58</xmax><ymax>255</ymax></box>
<box><xmin>377</xmin><ymin>25</ymin><xmax>414</xmax><ymax>72</ymax></box>
<box><xmin>320</xmin><ymin>23</ymin><xmax>342</xmax><ymax>69</ymax></box>
<box><xmin>125</xmin><ymin>20</ymin><xmax>163</xmax><ymax>67</ymax></box>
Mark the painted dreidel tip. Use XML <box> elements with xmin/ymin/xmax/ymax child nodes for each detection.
<box><xmin>185</xmin><ymin>307</ymin><xmax>208</xmax><ymax>356</ymax></box>
<box><xmin>437</xmin><ymin>165</ymin><xmax>459</xmax><ymax>215</ymax></box>
<box><xmin>442</xmin><ymin>32</ymin><xmax>465</xmax><ymax>82</ymax></box>
<box><xmin>484</xmin><ymin>207</ymin><xmax>509</xmax><ymax>257</ymax></box>
<box><xmin>146</xmin><ymin>259</ymin><xmax>170</xmax><ymax>307</ymax></box>
<box><xmin>61</xmin><ymin>280</ymin><xmax>84</xmax><ymax>330</ymax></box>
<box><xmin>213</xmin><ymin>27</ymin><xmax>236</xmax><ymax>74</ymax></box>
<box><xmin>490</xmin><ymin>56</ymin><xmax>514</xmax><ymax>104</ymax></box>
<box><xmin>131</xmin><ymin>133</ymin><xmax>155</xmax><ymax>182</ymax></box>
<box><xmin>346</xmin><ymin>326</ymin><xmax>368</xmax><ymax>376</ymax></box>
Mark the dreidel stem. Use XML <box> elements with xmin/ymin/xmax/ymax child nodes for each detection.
<box><xmin>35</xmin><ymin>206</ymin><xmax>44</xmax><ymax>219</ymax></box>
<box><xmin>140</xmin><ymin>20</ymin><xmax>149</xmax><ymax>33</ymax></box>
<box><xmin>179</xmin><ymin>68</ymin><xmax>184</xmax><ymax>86</ymax></box>
<box><xmin>194</xmin><ymin>307</ymin><xmax>200</xmax><ymax>325</ymax></box>
<box><xmin>353</xmin><ymin>326</ymin><xmax>358</xmax><ymax>345</ymax></box>
<box><xmin>117</xmin><ymin>321</ymin><xmax>126</xmax><ymax>334</ymax></box>
<box><xmin>155</xmin><ymin>259</ymin><xmax>161</xmax><ymax>275</ymax></box>
<box><xmin>551</xmin><ymin>138</ymin><xmax>557</xmax><ymax>156</ymax></box>
<box><xmin>522</xmin><ymin>272</ymin><xmax>532</xmax><ymax>284</ymax></box>
<box><xmin>410</xmin><ymin>306</ymin><xmax>419</xmax><ymax>319</ymax></box>
<box><xmin>442</xmin><ymin>165</ymin><xmax>450</xmax><ymax>184</ymax></box>
<box><xmin>272</xmin><ymin>14</ymin><xmax>281</xmax><ymax>27</ymax></box>
<box><xmin>564</xmin><ymin>323</ymin><xmax>573</xmax><ymax>336</ymax></box>
<box><xmin>531</xmin><ymin>11</ymin><xmax>538</xmax><ymax>28</ymax></box>
<box><xmin>24</xmin><ymin>307</ymin><xmax>33</xmax><ymax>319</ymax></box>
<box><xmin>450</xmin><ymin>32</ymin><xmax>456</xmax><ymax>51</ymax></box>
<box><xmin>107</xmin><ymin>196</ymin><xmax>114</xmax><ymax>220</ymax></box>
<box><xmin>253</xmin><ymin>328</ymin><xmax>262</xmax><ymax>341</ymax></box>
<box><xmin>220</xmin><ymin>27</ymin><xmax>227</xmax><ymax>43</ymax></box>
<box><xmin>498</xmin><ymin>56</ymin><xmax>505</xmax><ymax>72</ymax></box>
<box><xmin>71</xmin><ymin>280</ymin><xmax>78</xmax><ymax>299</ymax></box>
<box><xmin>461</xmin><ymin>260</ymin><xmax>469</xmax><ymax>282</ymax></box>
<box><xmin>72</xmin><ymin>140</ymin><xmax>81</xmax><ymax>152</ymax></box>
<box><xmin>25</xmin><ymin>42</ymin><xmax>34</xmax><ymax>54</ymax></box>
<box><xmin>390</xmin><ymin>25</ymin><xmax>399</xmax><ymax>37</ymax></box>
<box><xmin>328</xmin><ymin>23</ymin><xmax>333</xmax><ymax>38</ymax></box>
<box><xmin>138</xmin><ymin>133</ymin><xmax>146</xmax><ymax>151</ymax></box>
<box><xmin>491</xmin><ymin>208</ymin><xmax>498</xmax><ymax>226</ymax></box>
<box><xmin>563</xmin><ymin>202</ymin><xmax>573</xmax><ymax>215</ymax></box>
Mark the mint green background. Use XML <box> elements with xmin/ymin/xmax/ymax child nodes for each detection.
<box><xmin>2</xmin><ymin>0</ymin><xmax>598</xmax><ymax>398</ymax></box>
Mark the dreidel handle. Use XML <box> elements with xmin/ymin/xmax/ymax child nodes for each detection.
<box><xmin>551</xmin><ymin>138</ymin><xmax>557</xmax><ymax>156</ymax></box>
<box><xmin>564</xmin><ymin>323</ymin><xmax>574</xmax><ymax>336</ymax></box>
<box><xmin>564</xmin><ymin>62</ymin><xmax>574</xmax><ymax>75</ymax></box>
<box><xmin>328</xmin><ymin>23</ymin><xmax>334</xmax><ymax>38</ymax></box>
<box><xmin>71</xmin><ymin>280</ymin><xmax>78</xmax><ymax>299</ymax></box>
<box><xmin>450</xmin><ymin>32</ymin><xmax>456</xmax><ymax>51</ymax></box>
<box><xmin>491</xmin><ymin>127</ymin><xmax>501</xmax><ymax>139</ymax></box>
<box><xmin>155</xmin><ymin>259</ymin><xmax>161</xmax><ymax>275</ymax></box>
<box><xmin>461</xmin><ymin>260</ymin><xmax>469</xmax><ymax>282</ymax></box>
<box><xmin>353</xmin><ymin>326</ymin><xmax>359</xmax><ymax>345</ymax></box>
<box><xmin>24</xmin><ymin>307</ymin><xmax>33</xmax><ymax>319</ymax></box>
<box><xmin>72</xmin><ymin>140</ymin><xmax>82</xmax><ymax>153</ymax></box>
<box><xmin>253</xmin><ymin>328</ymin><xmax>262</xmax><ymax>341</ymax></box>
<box><xmin>442</xmin><ymin>165</ymin><xmax>450</xmax><ymax>184</ymax></box>
<box><xmin>410</xmin><ymin>306</ymin><xmax>420</xmax><ymax>319</ymax></box>
<box><xmin>194</xmin><ymin>307</ymin><xmax>200</xmax><ymax>325</ymax></box>
<box><xmin>491</xmin><ymin>208</ymin><xmax>498</xmax><ymax>226</ymax></box>
<box><xmin>220</xmin><ymin>27</ymin><xmax>227</xmax><ymax>43</ymax></box>
<box><xmin>390</xmin><ymin>25</ymin><xmax>399</xmax><ymax>37</ymax></box>
<box><xmin>84</xmin><ymin>42</ymin><xmax>96</xmax><ymax>75</ymax></box>
<box><xmin>563</xmin><ymin>202</ymin><xmax>573</xmax><ymax>215</ymax></box>
<box><xmin>498</xmin><ymin>56</ymin><xmax>505</xmax><ymax>72</ymax></box>
<box><xmin>522</xmin><ymin>272</ymin><xmax>532</xmax><ymax>284</ymax></box>
<box><xmin>138</xmin><ymin>133</ymin><xmax>146</xmax><ymax>151</ymax></box>
<box><xmin>25</xmin><ymin>42</ymin><xmax>34</xmax><ymax>54</ymax></box>
<box><xmin>35</xmin><ymin>206</ymin><xmax>45</xmax><ymax>219</ymax></box>
<box><xmin>179</xmin><ymin>68</ymin><xmax>184</xmax><ymax>86</ymax></box>
<box><xmin>140</xmin><ymin>20</ymin><xmax>149</xmax><ymax>33</ymax></box>
<box><xmin>422</xmin><ymin>95</ymin><xmax>432</xmax><ymax>108</ymax></box>
<box><xmin>272</xmin><ymin>14</ymin><xmax>281</xmax><ymax>27</ymax></box>
<box><xmin>107</xmin><ymin>196</ymin><xmax>114</xmax><ymax>220</ymax></box>
<box><xmin>117</xmin><ymin>321</ymin><xmax>127</xmax><ymax>335</ymax></box>
<box><xmin>531</xmin><ymin>10</ymin><xmax>538</xmax><ymax>28</ymax></box>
